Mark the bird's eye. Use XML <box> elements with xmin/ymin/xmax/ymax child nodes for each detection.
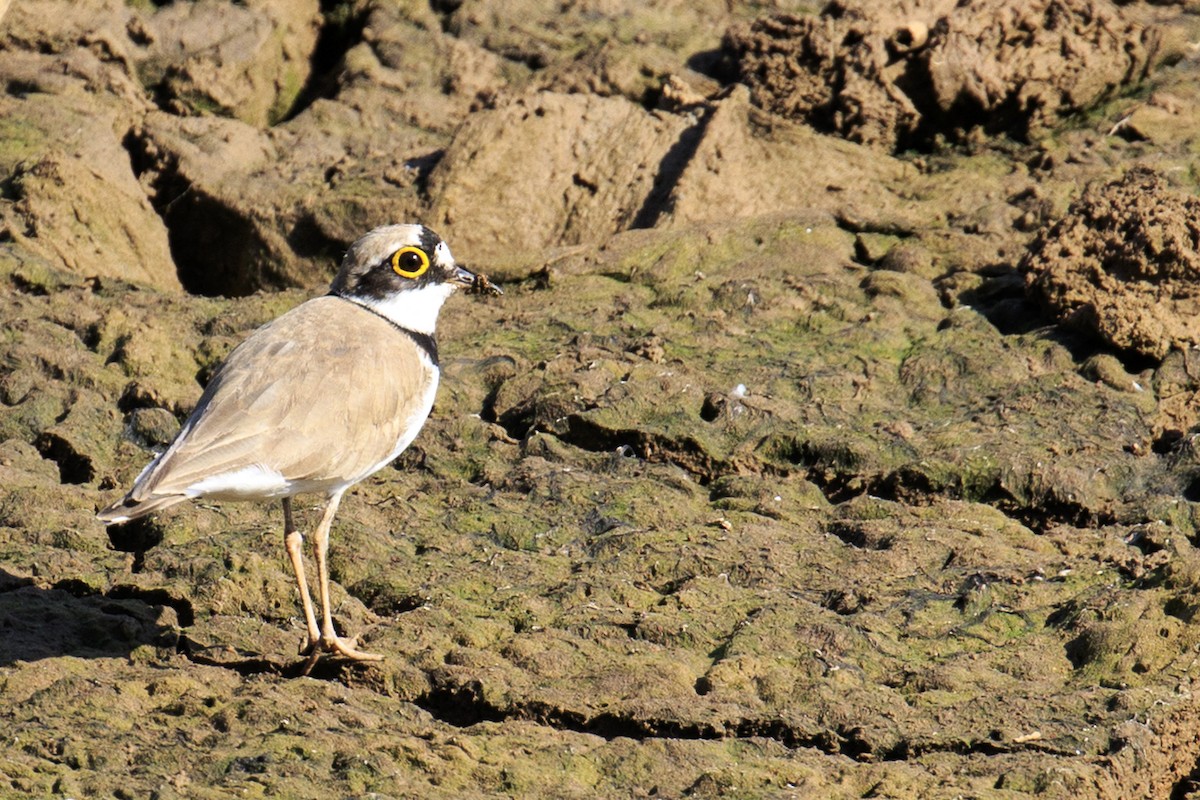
<box><xmin>391</xmin><ymin>247</ymin><xmax>430</xmax><ymax>279</ymax></box>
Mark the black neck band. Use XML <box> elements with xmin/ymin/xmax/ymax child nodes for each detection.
<box><xmin>330</xmin><ymin>292</ymin><xmax>439</xmax><ymax>366</ymax></box>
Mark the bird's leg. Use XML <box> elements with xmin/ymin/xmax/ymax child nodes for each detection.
<box><xmin>308</xmin><ymin>490</ymin><xmax>383</xmax><ymax>663</ymax></box>
<box><xmin>282</xmin><ymin>497</ymin><xmax>321</xmax><ymax>651</ymax></box>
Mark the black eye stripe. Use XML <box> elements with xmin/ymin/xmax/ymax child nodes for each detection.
<box><xmin>327</xmin><ymin>226</ymin><xmax>449</xmax><ymax>299</ymax></box>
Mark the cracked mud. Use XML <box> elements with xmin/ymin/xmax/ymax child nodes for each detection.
<box><xmin>6</xmin><ymin>1</ymin><xmax>1200</xmax><ymax>798</ymax></box>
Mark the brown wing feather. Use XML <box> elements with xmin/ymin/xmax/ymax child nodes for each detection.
<box><xmin>129</xmin><ymin>296</ymin><xmax>432</xmax><ymax>501</ymax></box>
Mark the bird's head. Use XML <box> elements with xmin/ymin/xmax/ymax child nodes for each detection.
<box><xmin>330</xmin><ymin>224</ymin><xmax>483</xmax><ymax>335</ymax></box>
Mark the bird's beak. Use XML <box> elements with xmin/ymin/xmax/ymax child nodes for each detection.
<box><xmin>452</xmin><ymin>264</ymin><xmax>504</xmax><ymax>296</ymax></box>
<box><xmin>449</xmin><ymin>265</ymin><xmax>478</xmax><ymax>288</ymax></box>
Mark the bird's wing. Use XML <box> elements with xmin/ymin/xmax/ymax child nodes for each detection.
<box><xmin>129</xmin><ymin>296</ymin><xmax>435</xmax><ymax>501</ymax></box>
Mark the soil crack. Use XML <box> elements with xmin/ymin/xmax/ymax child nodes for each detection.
<box><xmin>411</xmin><ymin>677</ymin><xmax>1065</xmax><ymax>761</ymax></box>
<box><xmin>541</xmin><ymin>416</ymin><xmax>1109</xmax><ymax>532</ymax></box>
<box><xmin>554</xmin><ymin>414</ymin><xmax>724</xmax><ymax>485</ymax></box>
<box><xmin>629</xmin><ymin>107</ymin><xmax>713</xmax><ymax>229</ymax></box>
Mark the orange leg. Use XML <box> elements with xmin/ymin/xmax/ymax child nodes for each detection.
<box><xmin>304</xmin><ymin>490</ymin><xmax>383</xmax><ymax>669</ymax></box>
<box><xmin>282</xmin><ymin>498</ymin><xmax>320</xmax><ymax>649</ymax></box>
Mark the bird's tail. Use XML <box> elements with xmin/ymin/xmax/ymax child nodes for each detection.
<box><xmin>97</xmin><ymin>493</ymin><xmax>188</xmax><ymax>525</ymax></box>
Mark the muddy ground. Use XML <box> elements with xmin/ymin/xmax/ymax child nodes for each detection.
<box><xmin>5</xmin><ymin>0</ymin><xmax>1200</xmax><ymax>797</ymax></box>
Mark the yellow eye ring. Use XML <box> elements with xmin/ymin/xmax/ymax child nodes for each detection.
<box><xmin>391</xmin><ymin>246</ymin><xmax>430</xmax><ymax>279</ymax></box>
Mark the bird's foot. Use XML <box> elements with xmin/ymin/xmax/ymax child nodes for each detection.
<box><xmin>298</xmin><ymin>634</ymin><xmax>384</xmax><ymax>673</ymax></box>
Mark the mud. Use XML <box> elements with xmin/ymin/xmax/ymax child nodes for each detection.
<box><xmin>723</xmin><ymin>0</ymin><xmax>1176</xmax><ymax>151</ymax></box>
<box><xmin>6</xmin><ymin>0</ymin><xmax>1200</xmax><ymax>798</ymax></box>
<box><xmin>1023</xmin><ymin>167</ymin><xmax>1200</xmax><ymax>362</ymax></box>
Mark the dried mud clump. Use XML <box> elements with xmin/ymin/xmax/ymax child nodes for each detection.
<box><xmin>724</xmin><ymin>0</ymin><xmax>1162</xmax><ymax>150</ymax></box>
<box><xmin>1020</xmin><ymin>167</ymin><xmax>1200</xmax><ymax>361</ymax></box>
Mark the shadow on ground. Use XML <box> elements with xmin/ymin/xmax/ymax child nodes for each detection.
<box><xmin>0</xmin><ymin>569</ymin><xmax>183</xmax><ymax>665</ymax></box>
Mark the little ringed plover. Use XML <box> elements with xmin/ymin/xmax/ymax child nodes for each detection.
<box><xmin>98</xmin><ymin>224</ymin><xmax>495</xmax><ymax>667</ymax></box>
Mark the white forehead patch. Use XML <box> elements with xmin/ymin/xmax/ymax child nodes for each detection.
<box><xmin>434</xmin><ymin>240</ymin><xmax>454</xmax><ymax>267</ymax></box>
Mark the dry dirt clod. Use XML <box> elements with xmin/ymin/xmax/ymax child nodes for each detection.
<box><xmin>723</xmin><ymin>0</ymin><xmax>1167</xmax><ymax>151</ymax></box>
<box><xmin>1021</xmin><ymin>166</ymin><xmax>1200</xmax><ymax>363</ymax></box>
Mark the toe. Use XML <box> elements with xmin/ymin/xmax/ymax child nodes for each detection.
<box><xmin>328</xmin><ymin>636</ymin><xmax>383</xmax><ymax>662</ymax></box>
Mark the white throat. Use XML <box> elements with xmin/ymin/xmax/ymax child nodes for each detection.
<box><xmin>346</xmin><ymin>282</ymin><xmax>456</xmax><ymax>335</ymax></box>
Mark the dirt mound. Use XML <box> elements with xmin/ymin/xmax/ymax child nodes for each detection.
<box><xmin>428</xmin><ymin>86</ymin><xmax>919</xmax><ymax>263</ymax></box>
<box><xmin>724</xmin><ymin>0</ymin><xmax>1165</xmax><ymax>150</ymax></box>
<box><xmin>1021</xmin><ymin>167</ymin><xmax>1200</xmax><ymax>362</ymax></box>
<box><xmin>133</xmin><ymin>0</ymin><xmax>320</xmax><ymax>127</ymax></box>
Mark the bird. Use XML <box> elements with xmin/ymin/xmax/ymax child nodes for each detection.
<box><xmin>98</xmin><ymin>224</ymin><xmax>496</xmax><ymax>668</ymax></box>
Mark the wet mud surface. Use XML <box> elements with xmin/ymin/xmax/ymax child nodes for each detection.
<box><xmin>6</xmin><ymin>1</ymin><xmax>1200</xmax><ymax>798</ymax></box>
